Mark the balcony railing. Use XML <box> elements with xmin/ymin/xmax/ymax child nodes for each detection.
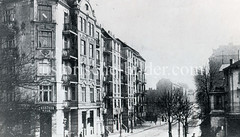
<box><xmin>103</xmin><ymin>47</ymin><xmax>112</xmax><ymax>54</ymax></box>
<box><xmin>62</xmin><ymin>48</ymin><xmax>78</xmax><ymax>60</ymax></box>
<box><xmin>62</xmin><ymin>74</ymin><xmax>78</xmax><ymax>84</ymax></box>
<box><xmin>63</xmin><ymin>23</ymin><xmax>77</xmax><ymax>35</ymax></box>
<box><xmin>63</xmin><ymin>100</ymin><xmax>78</xmax><ymax>108</ymax></box>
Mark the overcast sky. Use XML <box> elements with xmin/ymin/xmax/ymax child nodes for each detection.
<box><xmin>90</xmin><ymin>0</ymin><xmax>240</xmax><ymax>90</ymax></box>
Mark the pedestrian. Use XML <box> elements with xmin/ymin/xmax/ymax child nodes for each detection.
<box><xmin>154</xmin><ymin>116</ymin><xmax>157</xmax><ymax>125</ymax></box>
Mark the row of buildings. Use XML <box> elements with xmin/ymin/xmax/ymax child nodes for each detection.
<box><xmin>209</xmin><ymin>44</ymin><xmax>240</xmax><ymax>137</ymax></box>
<box><xmin>0</xmin><ymin>0</ymin><xmax>146</xmax><ymax>137</ymax></box>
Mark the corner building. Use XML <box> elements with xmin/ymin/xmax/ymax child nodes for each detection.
<box><xmin>0</xmin><ymin>0</ymin><xmax>104</xmax><ymax>137</ymax></box>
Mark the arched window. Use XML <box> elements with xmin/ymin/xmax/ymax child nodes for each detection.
<box><xmin>85</xmin><ymin>4</ymin><xmax>89</xmax><ymax>10</ymax></box>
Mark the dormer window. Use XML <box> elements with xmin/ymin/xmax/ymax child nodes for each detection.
<box><xmin>85</xmin><ymin>4</ymin><xmax>89</xmax><ymax>10</ymax></box>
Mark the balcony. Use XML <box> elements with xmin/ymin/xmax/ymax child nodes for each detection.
<box><xmin>63</xmin><ymin>100</ymin><xmax>78</xmax><ymax>108</ymax></box>
<box><xmin>96</xmin><ymin>59</ymin><xmax>100</xmax><ymax>66</ymax></box>
<box><xmin>121</xmin><ymin>77</ymin><xmax>128</xmax><ymax>84</ymax></box>
<box><xmin>63</xmin><ymin>23</ymin><xmax>78</xmax><ymax>36</ymax></box>
<box><xmin>103</xmin><ymin>75</ymin><xmax>112</xmax><ymax>83</ymax></box>
<box><xmin>96</xmin><ymin>100</ymin><xmax>102</xmax><ymax>106</ymax></box>
<box><xmin>137</xmin><ymin>66</ymin><xmax>141</xmax><ymax>72</ymax></box>
<box><xmin>62</xmin><ymin>74</ymin><xmax>78</xmax><ymax>84</ymax></box>
<box><xmin>103</xmin><ymin>47</ymin><xmax>112</xmax><ymax>54</ymax></box>
<box><xmin>104</xmin><ymin>61</ymin><xmax>112</xmax><ymax>67</ymax></box>
<box><xmin>96</xmin><ymin>79</ymin><xmax>100</xmax><ymax>87</ymax></box>
<box><xmin>62</xmin><ymin>49</ymin><xmax>78</xmax><ymax>60</ymax></box>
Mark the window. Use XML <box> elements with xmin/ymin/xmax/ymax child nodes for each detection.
<box><xmin>96</xmin><ymin>31</ymin><xmax>100</xmax><ymax>42</ymax></box>
<box><xmin>97</xmin><ymin>70</ymin><xmax>100</xmax><ymax>80</ymax></box>
<box><xmin>97</xmin><ymin>108</ymin><xmax>100</xmax><ymax>117</ymax></box>
<box><xmin>64</xmin><ymin>12</ymin><xmax>69</xmax><ymax>24</ymax></box>
<box><xmin>81</xmin><ymin>64</ymin><xmax>87</xmax><ymax>78</ymax></box>
<box><xmin>91</xmin><ymin>24</ymin><xmax>94</xmax><ymax>37</ymax></box>
<box><xmin>90</xmin><ymin>88</ymin><xmax>94</xmax><ymax>103</ymax></box>
<box><xmin>85</xmin><ymin>4</ymin><xmax>89</xmax><ymax>11</ymax></box>
<box><xmin>64</xmin><ymin>37</ymin><xmax>69</xmax><ymax>49</ymax></box>
<box><xmin>83</xmin><ymin>19</ymin><xmax>86</xmax><ymax>33</ymax></box>
<box><xmin>82</xmin><ymin>111</ymin><xmax>86</xmax><ymax>128</ymax></box>
<box><xmin>96</xmin><ymin>50</ymin><xmax>100</xmax><ymax>60</ymax></box>
<box><xmin>89</xmin><ymin>111</ymin><xmax>94</xmax><ymax>127</ymax></box>
<box><xmin>81</xmin><ymin>40</ymin><xmax>86</xmax><ymax>55</ymax></box>
<box><xmin>39</xmin><ymin>85</ymin><xmax>52</xmax><ymax>102</ymax></box>
<box><xmin>71</xmin><ymin>86</ymin><xmax>76</xmax><ymax>100</ymax></box>
<box><xmin>38</xmin><ymin>5</ymin><xmax>52</xmax><ymax>22</ymax></box>
<box><xmin>38</xmin><ymin>60</ymin><xmax>51</xmax><ymax>75</ymax></box>
<box><xmin>80</xmin><ymin>17</ymin><xmax>83</xmax><ymax>31</ymax></box>
<box><xmin>88</xmin><ymin>22</ymin><xmax>91</xmax><ymax>36</ymax></box>
<box><xmin>3</xmin><ymin>9</ymin><xmax>15</xmax><ymax>22</ymax></box>
<box><xmin>97</xmin><ymin>89</ymin><xmax>100</xmax><ymax>102</ymax></box>
<box><xmin>63</xmin><ymin>86</ymin><xmax>68</xmax><ymax>100</ymax></box>
<box><xmin>89</xmin><ymin>44</ymin><xmax>94</xmax><ymax>58</ymax></box>
<box><xmin>38</xmin><ymin>31</ymin><xmax>52</xmax><ymax>48</ymax></box>
<box><xmin>90</xmin><ymin>67</ymin><xmax>94</xmax><ymax>79</ymax></box>
<box><xmin>81</xmin><ymin>87</ymin><xmax>86</xmax><ymax>102</ymax></box>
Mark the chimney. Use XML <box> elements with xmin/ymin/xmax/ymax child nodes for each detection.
<box><xmin>230</xmin><ymin>59</ymin><xmax>234</xmax><ymax>65</ymax></box>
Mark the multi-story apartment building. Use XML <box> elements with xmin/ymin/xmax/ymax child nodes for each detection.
<box><xmin>118</xmin><ymin>39</ymin><xmax>147</xmax><ymax>130</ymax></box>
<box><xmin>101</xmin><ymin>29</ymin><xmax>123</xmax><ymax>133</ymax></box>
<box><xmin>210</xmin><ymin>59</ymin><xmax>240</xmax><ymax>137</ymax></box>
<box><xmin>0</xmin><ymin>0</ymin><xmax>104</xmax><ymax>137</ymax></box>
<box><xmin>0</xmin><ymin>0</ymin><xmax>146</xmax><ymax>136</ymax></box>
<box><xmin>101</xmin><ymin>31</ymin><xmax>146</xmax><ymax>134</ymax></box>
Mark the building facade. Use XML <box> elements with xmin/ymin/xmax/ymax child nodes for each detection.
<box><xmin>0</xmin><ymin>0</ymin><xmax>146</xmax><ymax>137</ymax></box>
<box><xmin>210</xmin><ymin>59</ymin><xmax>240</xmax><ymax>137</ymax></box>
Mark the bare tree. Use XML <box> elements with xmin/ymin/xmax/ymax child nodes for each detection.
<box><xmin>157</xmin><ymin>85</ymin><xmax>180</xmax><ymax>137</ymax></box>
<box><xmin>194</xmin><ymin>67</ymin><xmax>211</xmax><ymax>117</ymax></box>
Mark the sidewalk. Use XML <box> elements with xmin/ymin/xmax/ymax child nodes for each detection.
<box><xmin>108</xmin><ymin>121</ymin><xmax>167</xmax><ymax>137</ymax></box>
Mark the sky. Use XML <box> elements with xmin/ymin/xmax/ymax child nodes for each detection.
<box><xmin>90</xmin><ymin>0</ymin><xmax>240</xmax><ymax>90</ymax></box>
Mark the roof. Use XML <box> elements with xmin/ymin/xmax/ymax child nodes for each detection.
<box><xmin>223</xmin><ymin>60</ymin><xmax>240</xmax><ymax>71</ymax></box>
<box><xmin>101</xmin><ymin>28</ymin><xmax>115</xmax><ymax>40</ymax></box>
<box><xmin>219</xmin><ymin>64</ymin><xmax>230</xmax><ymax>72</ymax></box>
<box><xmin>117</xmin><ymin>38</ymin><xmax>145</xmax><ymax>61</ymax></box>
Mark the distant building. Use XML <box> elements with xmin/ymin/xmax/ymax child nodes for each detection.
<box><xmin>209</xmin><ymin>43</ymin><xmax>240</xmax><ymax>89</ymax></box>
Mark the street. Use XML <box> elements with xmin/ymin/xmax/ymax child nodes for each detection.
<box><xmin>109</xmin><ymin>119</ymin><xmax>201</xmax><ymax>137</ymax></box>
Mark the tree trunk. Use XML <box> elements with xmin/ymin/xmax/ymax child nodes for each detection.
<box><xmin>168</xmin><ymin>115</ymin><xmax>172</xmax><ymax>137</ymax></box>
<box><xmin>178</xmin><ymin>118</ymin><xmax>180</xmax><ymax>137</ymax></box>
<box><xmin>184</xmin><ymin>120</ymin><xmax>188</xmax><ymax>137</ymax></box>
